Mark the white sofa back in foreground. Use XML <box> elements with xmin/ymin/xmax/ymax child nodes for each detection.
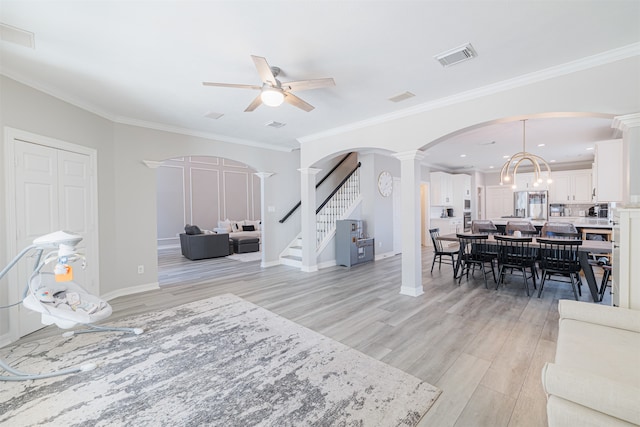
<box><xmin>542</xmin><ymin>300</ymin><xmax>640</xmax><ymax>426</ymax></box>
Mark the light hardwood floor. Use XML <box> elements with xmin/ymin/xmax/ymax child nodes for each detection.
<box><xmin>12</xmin><ymin>247</ymin><xmax>611</xmax><ymax>426</ymax></box>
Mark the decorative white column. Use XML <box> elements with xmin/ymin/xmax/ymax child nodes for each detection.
<box><xmin>393</xmin><ymin>150</ymin><xmax>426</xmax><ymax>296</ymax></box>
<box><xmin>299</xmin><ymin>167</ymin><xmax>321</xmax><ymax>272</ymax></box>
<box><xmin>612</xmin><ymin>112</ymin><xmax>640</xmax><ymax>205</ymax></box>
<box><xmin>254</xmin><ymin>172</ymin><xmax>274</xmax><ymax>268</ymax></box>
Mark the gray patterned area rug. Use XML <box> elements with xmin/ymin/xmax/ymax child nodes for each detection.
<box><xmin>1</xmin><ymin>294</ymin><xmax>440</xmax><ymax>426</ymax></box>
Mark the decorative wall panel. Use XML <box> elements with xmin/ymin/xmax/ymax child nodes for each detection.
<box><xmin>156</xmin><ymin>156</ymin><xmax>260</xmax><ymax>246</ymax></box>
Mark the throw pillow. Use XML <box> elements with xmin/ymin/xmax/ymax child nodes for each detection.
<box><xmin>242</xmin><ymin>225</ymin><xmax>255</xmax><ymax>232</ymax></box>
<box><xmin>184</xmin><ymin>224</ymin><xmax>202</xmax><ymax>235</ymax></box>
<box><xmin>231</xmin><ymin>220</ymin><xmax>243</xmax><ymax>232</ymax></box>
<box><xmin>217</xmin><ymin>219</ymin><xmax>232</xmax><ymax>233</ymax></box>
<box><xmin>245</xmin><ymin>219</ymin><xmax>261</xmax><ymax>231</ymax></box>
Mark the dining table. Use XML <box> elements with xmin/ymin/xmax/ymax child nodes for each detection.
<box><xmin>437</xmin><ymin>233</ymin><xmax>613</xmax><ymax>302</ymax></box>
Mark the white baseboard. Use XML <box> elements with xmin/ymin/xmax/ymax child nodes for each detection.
<box><xmin>261</xmin><ymin>260</ymin><xmax>281</xmax><ymax>268</ymax></box>
<box><xmin>301</xmin><ymin>265</ymin><xmax>319</xmax><ymax>273</ymax></box>
<box><xmin>400</xmin><ymin>286</ymin><xmax>424</xmax><ymax>297</ymax></box>
<box><xmin>317</xmin><ymin>259</ymin><xmax>337</xmax><ymax>270</ymax></box>
<box><xmin>101</xmin><ymin>282</ymin><xmax>160</xmax><ymax>302</ymax></box>
<box><xmin>375</xmin><ymin>251</ymin><xmax>397</xmax><ymax>261</ymax></box>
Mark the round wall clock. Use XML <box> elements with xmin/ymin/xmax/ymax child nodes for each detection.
<box><xmin>377</xmin><ymin>171</ymin><xmax>393</xmax><ymax>197</ymax></box>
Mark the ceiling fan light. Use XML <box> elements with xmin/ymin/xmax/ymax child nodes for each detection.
<box><xmin>261</xmin><ymin>88</ymin><xmax>284</xmax><ymax>107</ymax></box>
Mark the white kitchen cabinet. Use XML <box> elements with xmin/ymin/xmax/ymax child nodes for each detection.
<box><xmin>485</xmin><ymin>185</ymin><xmax>513</xmax><ymax>219</ymax></box>
<box><xmin>612</xmin><ymin>208</ymin><xmax>640</xmax><ymax>309</ymax></box>
<box><xmin>454</xmin><ymin>174</ymin><xmax>471</xmax><ymax>198</ymax></box>
<box><xmin>594</xmin><ymin>139</ymin><xmax>623</xmax><ymax>202</ymax></box>
<box><xmin>452</xmin><ymin>174</ymin><xmax>471</xmax><ymax>216</ymax></box>
<box><xmin>430</xmin><ymin>171</ymin><xmax>454</xmax><ymax>206</ymax></box>
<box><xmin>514</xmin><ymin>172</ymin><xmax>548</xmax><ymax>191</ymax></box>
<box><xmin>549</xmin><ymin>170</ymin><xmax>592</xmax><ymax>203</ymax></box>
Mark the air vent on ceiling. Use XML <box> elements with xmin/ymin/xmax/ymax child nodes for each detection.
<box><xmin>265</xmin><ymin>121</ymin><xmax>286</xmax><ymax>129</ymax></box>
<box><xmin>204</xmin><ymin>111</ymin><xmax>224</xmax><ymax>120</ymax></box>
<box><xmin>0</xmin><ymin>23</ymin><xmax>35</xmax><ymax>49</ymax></box>
<box><xmin>388</xmin><ymin>91</ymin><xmax>415</xmax><ymax>103</ymax></box>
<box><xmin>434</xmin><ymin>43</ymin><xmax>477</xmax><ymax>67</ymax></box>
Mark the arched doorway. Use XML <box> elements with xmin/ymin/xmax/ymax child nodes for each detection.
<box><xmin>156</xmin><ymin>155</ymin><xmax>261</xmax><ymax>248</ymax></box>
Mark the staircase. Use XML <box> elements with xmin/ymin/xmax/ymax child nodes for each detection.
<box><xmin>280</xmin><ymin>168</ymin><xmax>361</xmax><ymax>268</ymax></box>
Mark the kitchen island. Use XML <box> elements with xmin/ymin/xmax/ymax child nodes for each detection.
<box><xmin>490</xmin><ymin>217</ymin><xmax>612</xmax><ymax>228</ymax></box>
<box><xmin>489</xmin><ymin>217</ymin><xmax>613</xmax><ymax>240</ymax></box>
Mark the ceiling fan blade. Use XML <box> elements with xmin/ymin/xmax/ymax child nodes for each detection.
<box><xmin>284</xmin><ymin>93</ymin><xmax>314</xmax><ymax>112</ymax></box>
<box><xmin>251</xmin><ymin>55</ymin><xmax>277</xmax><ymax>86</ymax></box>
<box><xmin>202</xmin><ymin>82</ymin><xmax>261</xmax><ymax>90</ymax></box>
<box><xmin>283</xmin><ymin>78</ymin><xmax>336</xmax><ymax>92</ymax></box>
<box><xmin>244</xmin><ymin>94</ymin><xmax>263</xmax><ymax>112</ymax></box>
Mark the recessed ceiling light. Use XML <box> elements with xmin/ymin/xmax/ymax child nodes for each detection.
<box><xmin>388</xmin><ymin>91</ymin><xmax>415</xmax><ymax>103</ymax></box>
<box><xmin>489</xmin><ymin>166</ymin><xmax>494</xmax><ymax>169</ymax></box>
<box><xmin>204</xmin><ymin>111</ymin><xmax>224</xmax><ymax>120</ymax></box>
<box><xmin>538</xmin><ymin>143</ymin><xmax>545</xmax><ymax>147</ymax></box>
<box><xmin>265</xmin><ymin>121</ymin><xmax>286</xmax><ymax>128</ymax></box>
<box><xmin>550</xmin><ymin>159</ymin><xmax>556</xmax><ymax>163</ymax></box>
<box><xmin>503</xmin><ymin>155</ymin><xmax>510</xmax><ymax>159</ymax></box>
<box><xmin>460</xmin><ymin>154</ymin><xmax>466</xmax><ymax>158</ymax></box>
<box><xmin>586</xmin><ymin>147</ymin><xmax>594</xmax><ymax>151</ymax></box>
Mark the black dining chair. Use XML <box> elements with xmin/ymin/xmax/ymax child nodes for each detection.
<box><xmin>456</xmin><ymin>233</ymin><xmax>497</xmax><ymax>288</ymax></box>
<box><xmin>600</xmin><ymin>264</ymin><xmax>612</xmax><ymax>302</ymax></box>
<box><xmin>536</xmin><ymin>238</ymin><xmax>583</xmax><ymax>300</ymax></box>
<box><xmin>429</xmin><ymin>228</ymin><xmax>459</xmax><ymax>273</ymax></box>
<box><xmin>505</xmin><ymin>221</ymin><xmax>538</xmax><ymax>236</ymax></box>
<box><xmin>471</xmin><ymin>220</ymin><xmax>498</xmax><ymax>234</ymax></box>
<box><xmin>494</xmin><ymin>235</ymin><xmax>538</xmax><ymax>296</ymax></box>
<box><xmin>540</xmin><ymin>222</ymin><xmax>578</xmax><ymax>237</ymax></box>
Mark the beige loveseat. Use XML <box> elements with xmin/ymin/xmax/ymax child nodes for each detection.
<box><xmin>542</xmin><ymin>300</ymin><xmax>640</xmax><ymax>426</ymax></box>
<box><xmin>214</xmin><ymin>219</ymin><xmax>261</xmax><ymax>242</ymax></box>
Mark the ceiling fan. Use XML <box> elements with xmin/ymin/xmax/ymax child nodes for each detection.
<box><xmin>203</xmin><ymin>55</ymin><xmax>335</xmax><ymax>112</ymax></box>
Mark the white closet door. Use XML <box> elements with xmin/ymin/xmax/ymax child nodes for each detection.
<box><xmin>58</xmin><ymin>149</ymin><xmax>94</xmax><ymax>293</ymax></box>
<box><xmin>14</xmin><ymin>141</ymin><xmax>61</xmax><ymax>336</ymax></box>
<box><xmin>12</xmin><ymin>141</ymin><xmax>93</xmax><ymax>336</ymax></box>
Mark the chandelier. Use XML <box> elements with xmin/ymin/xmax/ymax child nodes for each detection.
<box><xmin>500</xmin><ymin>119</ymin><xmax>552</xmax><ymax>189</ymax></box>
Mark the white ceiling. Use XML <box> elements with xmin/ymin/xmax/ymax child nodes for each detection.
<box><xmin>1</xmin><ymin>1</ymin><xmax>639</xmax><ymax>171</ymax></box>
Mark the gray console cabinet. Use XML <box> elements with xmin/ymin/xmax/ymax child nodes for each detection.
<box><xmin>336</xmin><ymin>219</ymin><xmax>375</xmax><ymax>267</ymax></box>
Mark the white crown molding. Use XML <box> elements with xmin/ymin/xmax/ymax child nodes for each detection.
<box><xmin>299</xmin><ymin>43</ymin><xmax>640</xmax><ymax>144</ymax></box>
<box><xmin>142</xmin><ymin>160</ymin><xmax>165</xmax><ymax>169</ymax></box>
<box><xmin>393</xmin><ymin>150</ymin><xmax>426</xmax><ymax>162</ymax></box>
<box><xmin>0</xmin><ymin>68</ymin><xmax>294</xmax><ymax>153</ymax></box>
<box><xmin>0</xmin><ymin>67</ymin><xmax>119</xmax><ymax>122</ymax></box>
<box><xmin>254</xmin><ymin>172</ymin><xmax>275</xmax><ymax>179</ymax></box>
<box><xmin>612</xmin><ymin>112</ymin><xmax>640</xmax><ymax>135</ymax></box>
<box><xmin>297</xmin><ymin>167</ymin><xmax>322</xmax><ymax>175</ymax></box>
<box><xmin>113</xmin><ymin>116</ymin><xmax>295</xmax><ymax>153</ymax></box>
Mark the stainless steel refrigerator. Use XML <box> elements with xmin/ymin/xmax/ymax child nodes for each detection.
<box><xmin>514</xmin><ymin>191</ymin><xmax>548</xmax><ymax>220</ymax></box>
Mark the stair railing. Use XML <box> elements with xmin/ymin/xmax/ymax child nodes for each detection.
<box><xmin>279</xmin><ymin>152</ymin><xmax>354</xmax><ymax>223</ymax></box>
<box><xmin>315</xmin><ymin>162</ymin><xmax>361</xmax><ymax>247</ymax></box>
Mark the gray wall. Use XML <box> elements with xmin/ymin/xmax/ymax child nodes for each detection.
<box><xmin>0</xmin><ymin>76</ymin><xmax>301</xmax><ymax>342</ymax></box>
<box><xmin>0</xmin><ymin>76</ymin><xmax>115</xmax><ymax>340</ymax></box>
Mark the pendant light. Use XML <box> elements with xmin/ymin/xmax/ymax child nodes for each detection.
<box><xmin>500</xmin><ymin>119</ymin><xmax>552</xmax><ymax>189</ymax></box>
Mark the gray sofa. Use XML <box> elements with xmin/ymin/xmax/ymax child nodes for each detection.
<box><xmin>179</xmin><ymin>233</ymin><xmax>231</xmax><ymax>260</ymax></box>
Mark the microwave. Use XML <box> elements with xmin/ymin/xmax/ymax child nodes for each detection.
<box><xmin>464</xmin><ymin>199</ymin><xmax>471</xmax><ymax>210</ymax></box>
